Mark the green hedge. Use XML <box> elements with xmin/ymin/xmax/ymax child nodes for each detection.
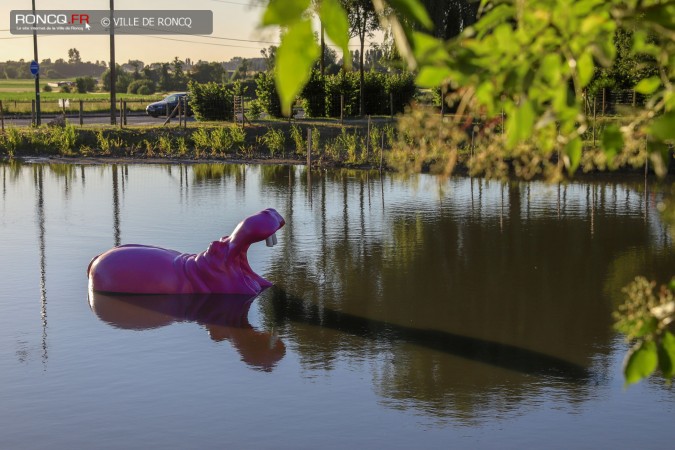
<box><xmin>255</xmin><ymin>72</ymin><xmax>282</xmax><ymax>118</ymax></box>
<box><xmin>301</xmin><ymin>70</ymin><xmax>326</xmax><ymax>118</ymax></box>
<box><xmin>325</xmin><ymin>72</ymin><xmax>359</xmax><ymax>117</ymax></box>
<box><xmin>188</xmin><ymin>80</ymin><xmax>234</xmax><ymax>121</ymax></box>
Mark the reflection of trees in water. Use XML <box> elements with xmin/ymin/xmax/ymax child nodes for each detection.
<box><xmin>261</xmin><ymin>173</ymin><xmax>670</xmax><ymax>420</ymax></box>
<box><xmin>192</xmin><ymin>163</ymin><xmax>244</xmax><ymax>185</ymax></box>
<box><xmin>33</xmin><ymin>165</ymin><xmax>48</xmax><ymax>367</ymax></box>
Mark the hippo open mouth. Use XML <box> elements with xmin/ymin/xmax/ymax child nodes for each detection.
<box><xmin>88</xmin><ymin>208</ymin><xmax>285</xmax><ymax>295</ymax></box>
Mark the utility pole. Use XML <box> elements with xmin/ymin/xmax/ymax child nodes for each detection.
<box><xmin>109</xmin><ymin>0</ymin><xmax>116</xmax><ymax>125</ymax></box>
<box><xmin>32</xmin><ymin>0</ymin><xmax>41</xmax><ymax>126</ymax></box>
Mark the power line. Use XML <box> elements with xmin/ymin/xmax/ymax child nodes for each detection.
<box><xmin>144</xmin><ymin>35</ymin><xmax>264</xmax><ymax>49</ymax></box>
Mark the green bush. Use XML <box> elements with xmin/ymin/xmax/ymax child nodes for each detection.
<box><xmin>248</xmin><ymin>99</ymin><xmax>263</xmax><ymax>120</ymax></box>
<box><xmin>43</xmin><ymin>84</ymin><xmax>52</xmax><ymax>92</ymax></box>
<box><xmin>188</xmin><ymin>80</ymin><xmax>234</xmax><ymax>121</ymax></box>
<box><xmin>385</xmin><ymin>72</ymin><xmax>416</xmax><ymax>115</ymax></box>
<box><xmin>255</xmin><ymin>72</ymin><xmax>282</xmax><ymax>118</ymax></box>
<box><xmin>75</xmin><ymin>76</ymin><xmax>97</xmax><ymax>93</ymax></box>
<box><xmin>325</xmin><ymin>72</ymin><xmax>359</xmax><ymax>117</ymax></box>
<box><xmin>301</xmin><ymin>70</ymin><xmax>326</xmax><ymax>117</ymax></box>
<box><xmin>127</xmin><ymin>79</ymin><xmax>155</xmax><ymax>95</ymax></box>
<box><xmin>137</xmin><ymin>85</ymin><xmax>152</xmax><ymax>96</ymax></box>
<box><xmin>361</xmin><ymin>72</ymin><xmax>388</xmax><ymax>115</ymax></box>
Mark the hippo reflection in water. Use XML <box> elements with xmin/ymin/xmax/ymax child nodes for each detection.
<box><xmin>89</xmin><ymin>291</ymin><xmax>285</xmax><ymax>371</ymax></box>
<box><xmin>88</xmin><ymin>208</ymin><xmax>285</xmax><ymax>295</ymax></box>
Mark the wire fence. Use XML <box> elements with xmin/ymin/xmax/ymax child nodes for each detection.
<box><xmin>0</xmin><ymin>88</ymin><xmax>654</xmax><ymax>131</ymax></box>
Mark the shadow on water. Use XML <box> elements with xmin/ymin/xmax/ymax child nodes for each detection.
<box><xmin>88</xmin><ymin>291</ymin><xmax>285</xmax><ymax>372</ymax></box>
<box><xmin>265</xmin><ymin>287</ymin><xmax>589</xmax><ymax>381</ymax></box>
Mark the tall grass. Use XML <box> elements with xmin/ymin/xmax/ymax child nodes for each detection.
<box><xmin>261</xmin><ymin>127</ymin><xmax>285</xmax><ymax>157</ymax></box>
<box><xmin>209</xmin><ymin>127</ymin><xmax>232</xmax><ymax>155</ymax></box>
<box><xmin>96</xmin><ymin>130</ymin><xmax>125</xmax><ymax>154</ymax></box>
<box><xmin>290</xmin><ymin>124</ymin><xmax>305</xmax><ymax>156</ymax></box>
<box><xmin>52</xmin><ymin>124</ymin><xmax>78</xmax><ymax>154</ymax></box>
<box><xmin>1</xmin><ymin>127</ymin><xmax>23</xmax><ymax>156</ymax></box>
<box><xmin>230</xmin><ymin>126</ymin><xmax>246</xmax><ymax>153</ymax></box>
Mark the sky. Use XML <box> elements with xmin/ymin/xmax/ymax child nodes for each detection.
<box><xmin>0</xmin><ymin>0</ymin><xmax>287</xmax><ymax>64</ymax></box>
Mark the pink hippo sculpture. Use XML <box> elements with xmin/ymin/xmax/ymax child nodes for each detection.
<box><xmin>88</xmin><ymin>208</ymin><xmax>285</xmax><ymax>295</ymax></box>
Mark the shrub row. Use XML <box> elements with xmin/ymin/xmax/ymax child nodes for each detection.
<box><xmin>302</xmin><ymin>71</ymin><xmax>416</xmax><ymax>119</ymax></box>
<box><xmin>189</xmin><ymin>71</ymin><xmax>416</xmax><ymax>120</ymax></box>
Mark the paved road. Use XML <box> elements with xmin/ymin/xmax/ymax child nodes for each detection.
<box><xmin>1</xmin><ymin>113</ymin><xmax>196</xmax><ymax>128</ymax></box>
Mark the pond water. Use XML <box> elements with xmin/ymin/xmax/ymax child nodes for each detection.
<box><xmin>0</xmin><ymin>161</ymin><xmax>674</xmax><ymax>449</ymax></box>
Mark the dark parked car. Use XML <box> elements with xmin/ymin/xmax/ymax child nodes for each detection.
<box><xmin>146</xmin><ymin>93</ymin><xmax>191</xmax><ymax>118</ymax></box>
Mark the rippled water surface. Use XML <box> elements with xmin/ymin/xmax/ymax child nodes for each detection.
<box><xmin>1</xmin><ymin>161</ymin><xmax>674</xmax><ymax>449</ymax></box>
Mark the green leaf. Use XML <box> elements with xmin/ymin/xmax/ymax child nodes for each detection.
<box><xmin>624</xmin><ymin>340</ymin><xmax>658</xmax><ymax>385</ymax></box>
<box><xmin>412</xmin><ymin>32</ymin><xmax>449</xmax><ymax>64</ymax></box>
<box><xmin>506</xmin><ymin>99</ymin><xmax>535</xmax><ymax>148</ymax></box>
<box><xmin>577</xmin><ymin>52</ymin><xmax>594</xmax><ymax>88</ymax></box>
<box><xmin>262</xmin><ymin>0</ymin><xmax>311</xmax><ymax>26</ymax></box>
<box><xmin>649</xmin><ymin>111</ymin><xmax>675</xmax><ymax>141</ymax></box>
<box><xmin>659</xmin><ymin>331</ymin><xmax>675</xmax><ymax>379</ymax></box>
<box><xmin>565</xmin><ymin>137</ymin><xmax>582</xmax><ymax>175</ymax></box>
<box><xmin>538</xmin><ymin>53</ymin><xmax>561</xmax><ymax>85</ymax></box>
<box><xmin>475</xmin><ymin>81</ymin><xmax>496</xmax><ymax>113</ymax></box>
<box><xmin>635</xmin><ymin>77</ymin><xmax>662</xmax><ymax>95</ymax></box>
<box><xmin>601</xmin><ymin>124</ymin><xmax>624</xmax><ymax>166</ymax></box>
<box><xmin>275</xmin><ymin>20</ymin><xmax>321</xmax><ymax>117</ymax></box>
<box><xmin>388</xmin><ymin>0</ymin><xmax>433</xmax><ymax>30</ymax></box>
<box><xmin>647</xmin><ymin>141</ymin><xmax>670</xmax><ymax>178</ymax></box>
<box><xmin>416</xmin><ymin>66</ymin><xmax>451</xmax><ymax>87</ymax></box>
<box><xmin>474</xmin><ymin>4</ymin><xmax>515</xmax><ymax>37</ymax></box>
<box><xmin>319</xmin><ymin>0</ymin><xmax>351</xmax><ymax>69</ymax></box>
<box><xmin>669</xmin><ymin>277</ymin><xmax>675</xmax><ymax>292</ymax></box>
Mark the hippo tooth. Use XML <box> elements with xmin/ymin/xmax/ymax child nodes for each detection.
<box><xmin>266</xmin><ymin>233</ymin><xmax>276</xmax><ymax>247</ymax></box>
<box><xmin>272</xmin><ymin>232</ymin><xmax>278</xmax><ymax>246</ymax></box>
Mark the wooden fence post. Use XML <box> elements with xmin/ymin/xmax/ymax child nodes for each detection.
<box><xmin>379</xmin><ymin>132</ymin><xmax>384</xmax><ymax>172</ymax></box>
<box><xmin>366</xmin><ymin>115</ymin><xmax>371</xmax><ymax>160</ymax></box>
<box><xmin>340</xmin><ymin>94</ymin><xmax>344</xmax><ymax>125</ymax></box>
<box><xmin>79</xmin><ymin>100</ymin><xmax>84</xmax><ymax>126</ymax></box>
<box><xmin>307</xmin><ymin>127</ymin><xmax>312</xmax><ymax>167</ymax></box>
<box><xmin>0</xmin><ymin>100</ymin><xmax>4</xmax><ymax>133</ymax></box>
<box><xmin>183</xmin><ymin>97</ymin><xmax>188</xmax><ymax>128</ymax></box>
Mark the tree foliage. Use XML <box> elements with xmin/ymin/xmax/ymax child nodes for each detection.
<box><xmin>341</xmin><ymin>0</ymin><xmax>381</xmax><ymax>115</ymax></box>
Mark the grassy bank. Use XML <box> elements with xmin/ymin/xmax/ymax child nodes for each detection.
<box><xmin>1</xmin><ymin>115</ymin><xmax>671</xmax><ymax>176</ymax></box>
<box><xmin>0</xmin><ymin>120</ymin><xmax>398</xmax><ymax>169</ymax></box>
